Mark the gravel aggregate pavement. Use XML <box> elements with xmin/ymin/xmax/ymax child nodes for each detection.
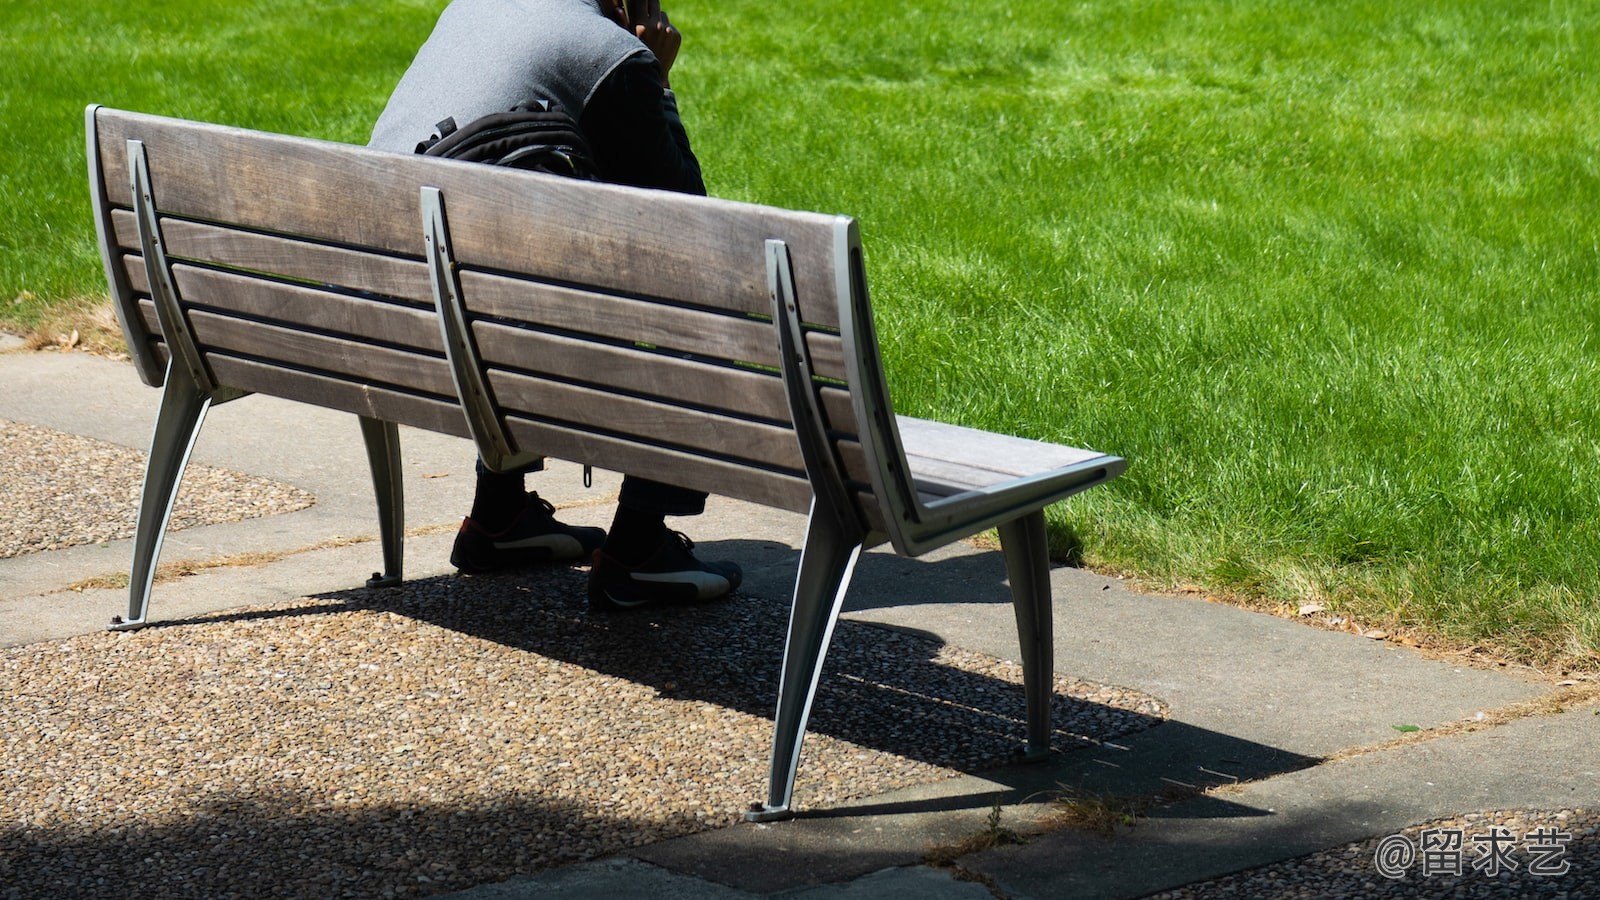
<box><xmin>0</xmin><ymin>567</ymin><xmax>1166</xmax><ymax>899</ymax></box>
<box><xmin>0</xmin><ymin>417</ymin><xmax>315</xmax><ymax>559</ymax></box>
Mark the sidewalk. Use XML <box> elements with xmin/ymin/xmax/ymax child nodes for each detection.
<box><xmin>1</xmin><ymin>337</ymin><xmax>1592</xmax><ymax>898</ymax></box>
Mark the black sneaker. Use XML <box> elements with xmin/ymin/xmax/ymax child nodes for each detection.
<box><xmin>588</xmin><ymin>531</ymin><xmax>742</xmax><ymax>610</ymax></box>
<box><xmin>450</xmin><ymin>495</ymin><xmax>606</xmax><ymax>573</ymax></box>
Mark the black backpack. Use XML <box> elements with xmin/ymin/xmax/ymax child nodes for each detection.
<box><xmin>416</xmin><ymin>99</ymin><xmax>599</xmax><ymax>180</ymax></box>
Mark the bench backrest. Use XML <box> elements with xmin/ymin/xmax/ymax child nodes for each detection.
<box><xmin>87</xmin><ymin>106</ymin><xmax>909</xmax><ymax>536</ymax></box>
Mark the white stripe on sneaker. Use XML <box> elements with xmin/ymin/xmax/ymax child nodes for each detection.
<box><xmin>493</xmin><ymin>534</ymin><xmax>583</xmax><ymax>556</ymax></box>
<box><xmin>629</xmin><ymin>569</ymin><xmax>731</xmax><ymax>599</ymax></box>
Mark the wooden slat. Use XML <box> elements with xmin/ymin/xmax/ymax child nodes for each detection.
<box><xmin>487</xmin><ymin>369</ymin><xmax>805</xmax><ymax>472</ymax></box>
<box><xmin>429</xmin><ymin>168</ymin><xmax>847</xmax><ymax>326</ymax></box>
<box><xmin>897</xmin><ymin>416</ymin><xmax>1113</xmax><ymax>496</ymax></box>
<box><xmin>187</xmin><ymin>310</ymin><xmax>457</xmax><ymax>399</ymax></box>
<box><xmin>110</xmin><ymin>208</ymin><xmax>140</xmax><ymax>253</ymax></box>
<box><xmin>460</xmin><ymin>269</ymin><xmax>778</xmax><ymax>366</ymax></box>
<box><xmin>500</xmin><ymin>414</ymin><xmax>813</xmax><ymax>514</ymax></box>
<box><xmin>132</xmin><ymin>297</ymin><xmax>158</xmax><ymax>334</ymax></box>
<box><xmin>160</xmin><ymin>218</ymin><xmax>433</xmax><ymax>302</ymax></box>
<box><xmin>805</xmin><ymin>332</ymin><xmax>848</xmax><ymax>385</ymax></box>
<box><xmin>458</xmin><ymin>269</ymin><xmax>848</xmax><ymax>382</ymax></box>
<box><xmin>473</xmin><ymin>320</ymin><xmax>793</xmax><ymax>423</ymax></box>
<box><xmin>93</xmin><ymin>110</ymin><xmax>423</xmax><ymax>256</ymax></box>
<box><xmin>834</xmin><ymin>440</ymin><xmax>884</xmax><ymax>497</ymax></box>
<box><xmin>172</xmin><ymin>266</ymin><xmax>442</xmax><ymax>352</ymax></box>
<box><xmin>207</xmin><ymin>356</ymin><xmax>471</xmax><ymax>438</ymax></box>
<box><xmin>120</xmin><ymin>252</ymin><xmax>149</xmax><ymax>295</ymax></box>
<box><xmin>91</xmin><ymin>107</ymin><xmax>852</xmax><ymax>327</ymax></box>
<box><xmin>819</xmin><ymin>386</ymin><xmax>858</xmax><ymax>440</ymax></box>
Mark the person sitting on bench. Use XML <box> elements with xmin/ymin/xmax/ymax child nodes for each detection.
<box><xmin>369</xmin><ymin>0</ymin><xmax>740</xmax><ymax>609</ymax></box>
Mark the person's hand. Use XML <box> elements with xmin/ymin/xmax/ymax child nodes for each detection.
<box><xmin>629</xmin><ymin>0</ymin><xmax>682</xmax><ymax>86</ymax></box>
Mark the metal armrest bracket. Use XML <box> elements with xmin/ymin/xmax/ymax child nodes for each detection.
<box><xmin>421</xmin><ymin>185</ymin><xmax>542</xmax><ymax>474</ymax></box>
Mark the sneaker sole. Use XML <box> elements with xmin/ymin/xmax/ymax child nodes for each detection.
<box><xmin>587</xmin><ymin>570</ymin><xmax>735</xmax><ymax>610</ymax></box>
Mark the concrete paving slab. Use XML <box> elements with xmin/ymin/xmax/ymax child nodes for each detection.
<box><xmin>963</xmin><ymin>700</ymin><xmax>1600</xmax><ymax>898</ymax></box>
<box><xmin>841</xmin><ymin>553</ymin><xmax>1548</xmax><ymax>757</ymax></box>
<box><xmin>439</xmin><ymin>857</ymin><xmax>759</xmax><ymax>899</ymax></box>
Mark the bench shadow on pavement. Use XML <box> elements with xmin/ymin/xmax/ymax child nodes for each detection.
<box><xmin>0</xmin><ymin>542</ymin><xmax>1333</xmax><ymax>900</ymax></box>
<box><xmin>311</xmin><ymin>537</ymin><xmax>1321</xmax><ymax>817</ymax></box>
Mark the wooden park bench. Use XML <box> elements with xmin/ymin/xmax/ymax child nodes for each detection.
<box><xmin>85</xmin><ymin>105</ymin><xmax>1126</xmax><ymax>821</ymax></box>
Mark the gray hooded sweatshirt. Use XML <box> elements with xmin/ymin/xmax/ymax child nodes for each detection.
<box><xmin>370</xmin><ymin>0</ymin><xmax>648</xmax><ymax>153</ymax></box>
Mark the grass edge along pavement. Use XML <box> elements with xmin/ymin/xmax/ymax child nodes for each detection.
<box><xmin>6</xmin><ymin>0</ymin><xmax>1600</xmax><ymax>672</ymax></box>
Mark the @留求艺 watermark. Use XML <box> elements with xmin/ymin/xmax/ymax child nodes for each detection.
<box><xmin>1373</xmin><ymin>825</ymin><xmax>1573</xmax><ymax>879</ymax></box>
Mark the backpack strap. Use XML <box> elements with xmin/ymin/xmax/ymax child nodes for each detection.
<box><xmin>415</xmin><ymin>117</ymin><xmax>459</xmax><ymax>154</ymax></box>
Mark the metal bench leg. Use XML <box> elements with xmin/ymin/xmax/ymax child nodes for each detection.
<box><xmin>998</xmin><ymin>510</ymin><xmax>1054</xmax><ymax>760</ymax></box>
<box><xmin>746</xmin><ymin>504</ymin><xmax>863</xmax><ymax>822</ymax></box>
<box><xmin>358</xmin><ymin>416</ymin><xmax>404</xmax><ymax>588</ymax></box>
<box><xmin>110</xmin><ymin>373</ymin><xmax>213</xmax><ymax>631</ymax></box>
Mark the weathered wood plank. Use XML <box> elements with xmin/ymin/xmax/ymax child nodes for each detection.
<box><xmin>460</xmin><ymin>269</ymin><xmax>779</xmax><ymax>366</ymax></box>
<box><xmin>899</xmin><ymin>416</ymin><xmax>1106</xmax><ymax>475</ymax></box>
<box><xmin>818</xmin><ymin>387</ymin><xmax>859</xmax><ymax>439</ymax></box>
<box><xmin>457</xmin><ymin>270</ymin><xmax>848</xmax><ymax>382</ymax></box>
<box><xmin>91</xmin><ymin>107</ymin><xmax>852</xmax><ymax>327</ymax></box>
<box><xmin>110</xmin><ymin>208</ymin><xmax>140</xmax><ymax>253</ymax></box>
<box><xmin>422</xmin><ymin>160</ymin><xmax>848</xmax><ymax>326</ymax></box>
<box><xmin>207</xmin><ymin>355</ymin><xmax>471</xmax><ymax>438</ymax></box>
<box><xmin>94</xmin><ymin>111</ymin><xmax>422</xmax><ymax>255</ymax></box>
<box><xmin>487</xmin><ymin>368</ymin><xmax>806</xmax><ymax>472</ymax></box>
<box><xmin>896</xmin><ymin>416</ymin><xmax>1114</xmax><ymax>496</ymax></box>
<box><xmin>500</xmin><ymin>413</ymin><xmax>813</xmax><ymax>514</ymax></box>
<box><xmin>159</xmin><ymin>218</ymin><xmax>433</xmax><ymax>302</ymax></box>
<box><xmin>120</xmin><ymin>252</ymin><xmax>150</xmax><ymax>295</ymax></box>
<box><xmin>129</xmin><ymin>297</ymin><xmax>157</xmax><ymax>334</ymax></box>
<box><xmin>187</xmin><ymin>310</ymin><xmax>457</xmax><ymax>398</ymax></box>
<box><xmin>172</xmin><ymin>265</ymin><xmax>442</xmax><ymax>352</ymax></box>
<box><xmin>472</xmin><ymin>320</ymin><xmax>793</xmax><ymax>423</ymax></box>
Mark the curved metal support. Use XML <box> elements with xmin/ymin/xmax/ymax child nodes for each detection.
<box><xmin>828</xmin><ymin>220</ymin><xmax>926</xmax><ymax>552</ymax></box>
<box><xmin>747</xmin><ymin>500</ymin><xmax>863</xmax><ymax>822</ymax></box>
<box><xmin>747</xmin><ymin>240</ymin><xmax>869</xmax><ymax>822</ymax></box>
<box><xmin>766</xmin><ymin>239</ymin><xmax>859</xmax><ymax>534</ymax></box>
<box><xmin>421</xmin><ymin>185</ymin><xmax>543</xmax><ymax>475</ymax></box>
<box><xmin>831</xmin><ymin>217</ymin><xmax>1125</xmax><ymax>557</ymax></box>
<box><xmin>111</xmin><ymin>361</ymin><xmax>213</xmax><ymax>631</ymax></box>
<box><xmin>359</xmin><ymin>416</ymin><xmax>404</xmax><ymax>588</ymax></box>
<box><xmin>998</xmin><ymin>510</ymin><xmax>1055</xmax><ymax>760</ymax></box>
<box><xmin>112</xmin><ymin>143</ymin><xmax>245</xmax><ymax>631</ymax></box>
<box><xmin>128</xmin><ymin>139</ymin><xmax>215</xmax><ymax>395</ymax></box>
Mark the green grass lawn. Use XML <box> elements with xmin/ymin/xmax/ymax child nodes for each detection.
<box><xmin>5</xmin><ymin>0</ymin><xmax>1598</xmax><ymax>668</ymax></box>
